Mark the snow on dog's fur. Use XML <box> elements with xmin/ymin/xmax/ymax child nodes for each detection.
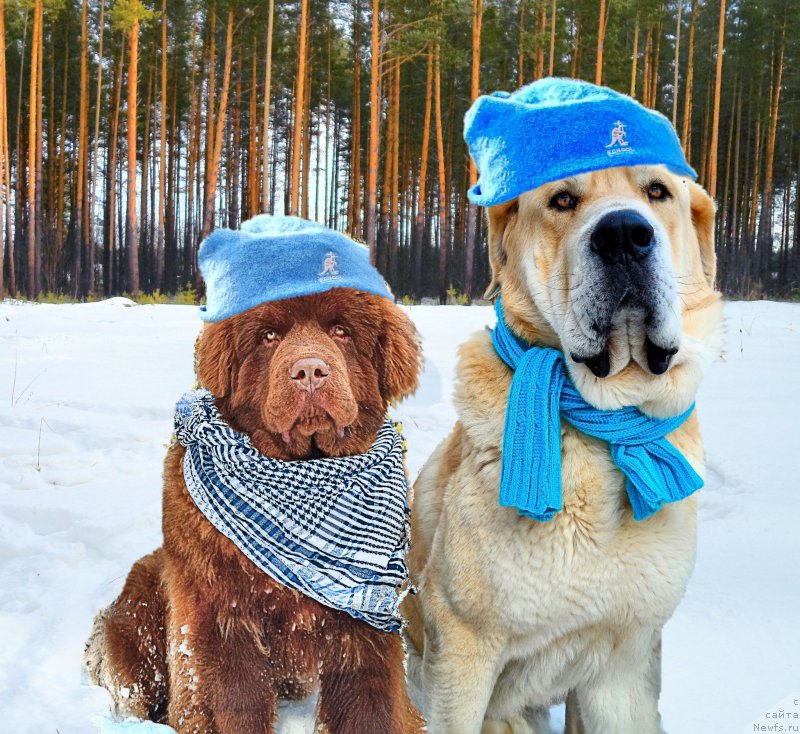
<box><xmin>402</xmin><ymin>165</ymin><xmax>723</xmax><ymax>733</ymax></box>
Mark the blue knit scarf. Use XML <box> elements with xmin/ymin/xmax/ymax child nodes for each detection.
<box><xmin>491</xmin><ymin>297</ymin><xmax>703</xmax><ymax>521</ymax></box>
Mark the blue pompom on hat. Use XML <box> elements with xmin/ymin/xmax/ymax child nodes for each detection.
<box><xmin>198</xmin><ymin>215</ymin><xmax>393</xmax><ymax>322</ymax></box>
<box><xmin>464</xmin><ymin>77</ymin><xmax>697</xmax><ymax>208</ymax></box>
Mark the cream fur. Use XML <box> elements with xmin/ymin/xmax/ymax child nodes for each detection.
<box><xmin>403</xmin><ymin>166</ymin><xmax>723</xmax><ymax>734</ymax></box>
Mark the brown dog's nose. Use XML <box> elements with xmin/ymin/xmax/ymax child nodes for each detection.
<box><xmin>290</xmin><ymin>357</ymin><xmax>330</xmax><ymax>392</ymax></box>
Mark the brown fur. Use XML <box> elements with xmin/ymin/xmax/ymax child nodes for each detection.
<box><xmin>85</xmin><ymin>288</ymin><xmax>424</xmax><ymax>734</ymax></box>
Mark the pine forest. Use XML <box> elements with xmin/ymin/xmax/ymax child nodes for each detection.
<box><xmin>0</xmin><ymin>0</ymin><xmax>798</xmax><ymax>304</ymax></box>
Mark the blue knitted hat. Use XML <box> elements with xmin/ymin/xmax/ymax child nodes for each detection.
<box><xmin>198</xmin><ymin>215</ymin><xmax>393</xmax><ymax>322</ymax></box>
<box><xmin>464</xmin><ymin>77</ymin><xmax>696</xmax><ymax>207</ymax></box>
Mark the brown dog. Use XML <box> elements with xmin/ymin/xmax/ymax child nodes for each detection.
<box><xmin>85</xmin><ymin>287</ymin><xmax>424</xmax><ymax>734</ymax></box>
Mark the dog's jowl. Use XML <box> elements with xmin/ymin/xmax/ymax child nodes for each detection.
<box><xmin>84</xmin><ymin>216</ymin><xmax>424</xmax><ymax>734</ymax></box>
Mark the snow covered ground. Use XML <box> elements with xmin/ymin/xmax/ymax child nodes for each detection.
<box><xmin>0</xmin><ymin>298</ymin><xmax>798</xmax><ymax>734</ymax></box>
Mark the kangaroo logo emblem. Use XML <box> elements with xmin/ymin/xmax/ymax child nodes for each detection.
<box><xmin>319</xmin><ymin>252</ymin><xmax>340</xmax><ymax>279</ymax></box>
<box><xmin>606</xmin><ymin>120</ymin><xmax>630</xmax><ymax>149</ymax></box>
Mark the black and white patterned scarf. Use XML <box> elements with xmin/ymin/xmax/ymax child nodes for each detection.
<box><xmin>174</xmin><ymin>389</ymin><xmax>410</xmax><ymax>632</ymax></box>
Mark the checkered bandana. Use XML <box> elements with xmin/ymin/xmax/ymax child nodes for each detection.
<box><xmin>174</xmin><ymin>389</ymin><xmax>410</xmax><ymax>631</ymax></box>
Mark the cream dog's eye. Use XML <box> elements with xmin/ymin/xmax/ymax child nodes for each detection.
<box><xmin>264</xmin><ymin>329</ymin><xmax>279</xmax><ymax>343</ymax></box>
<box><xmin>549</xmin><ymin>191</ymin><xmax>578</xmax><ymax>211</ymax></box>
<box><xmin>331</xmin><ymin>325</ymin><xmax>348</xmax><ymax>339</ymax></box>
<box><xmin>647</xmin><ymin>182</ymin><xmax>670</xmax><ymax>201</ymax></box>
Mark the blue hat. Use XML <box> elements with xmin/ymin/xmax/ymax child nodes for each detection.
<box><xmin>198</xmin><ymin>215</ymin><xmax>393</xmax><ymax>322</ymax></box>
<box><xmin>464</xmin><ymin>77</ymin><xmax>696</xmax><ymax>208</ymax></box>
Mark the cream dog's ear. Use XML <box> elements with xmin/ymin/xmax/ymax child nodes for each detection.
<box><xmin>484</xmin><ymin>198</ymin><xmax>519</xmax><ymax>299</ymax></box>
<box><xmin>689</xmin><ymin>182</ymin><xmax>717</xmax><ymax>288</ymax></box>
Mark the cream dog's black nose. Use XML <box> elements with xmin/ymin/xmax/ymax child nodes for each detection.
<box><xmin>590</xmin><ymin>209</ymin><xmax>655</xmax><ymax>265</ymax></box>
<box><xmin>290</xmin><ymin>358</ymin><xmax>330</xmax><ymax>392</ymax></box>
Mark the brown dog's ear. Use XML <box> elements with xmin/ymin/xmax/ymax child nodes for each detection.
<box><xmin>378</xmin><ymin>302</ymin><xmax>421</xmax><ymax>404</ymax></box>
<box><xmin>689</xmin><ymin>182</ymin><xmax>717</xmax><ymax>288</ymax></box>
<box><xmin>484</xmin><ymin>198</ymin><xmax>519</xmax><ymax>299</ymax></box>
<box><xmin>195</xmin><ymin>322</ymin><xmax>238</xmax><ymax>397</ymax></box>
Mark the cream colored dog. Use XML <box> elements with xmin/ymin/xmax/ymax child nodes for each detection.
<box><xmin>403</xmin><ymin>164</ymin><xmax>723</xmax><ymax>733</ymax></box>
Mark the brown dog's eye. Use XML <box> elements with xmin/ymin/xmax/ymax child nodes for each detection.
<box><xmin>549</xmin><ymin>191</ymin><xmax>578</xmax><ymax>211</ymax></box>
<box><xmin>647</xmin><ymin>182</ymin><xmax>671</xmax><ymax>201</ymax></box>
<box><xmin>331</xmin><ymin>325</ymin><xmax>348</xmax><ymax>340</ymax></box>
<box><xmin>264</xmin><ymin>329</ymin><xmax>279</xmax><ymax>344</ymax></box>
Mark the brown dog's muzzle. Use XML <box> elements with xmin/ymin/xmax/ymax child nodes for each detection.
<box><xmin>265</xmin><ymin>325</ymin><xmax>359</xmax><ymax>438</ymax></box>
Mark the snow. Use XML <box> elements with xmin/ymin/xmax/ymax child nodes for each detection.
<box><xmin>0</xmin><ymin>298</ymin><xmax>797</xmax><ymax>734</ymax></box>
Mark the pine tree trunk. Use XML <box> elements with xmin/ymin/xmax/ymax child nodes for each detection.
<box><xmin>434</xmin><ymin>43</ymin><xmax>448</xmax><ymax>304</ymax></box>
<box><xmin>301</xmin><ymin>42</ymin><xmax>312</xmax><ymax>221</ymax></box>
<box><xmin>630</xmin><ymin>16</ymin><xmax>639</xmax><ymax>98</ymax></box>
<box><xmin>0</xmin><ymin>0</ymin><xmax>8</xmax><ymax>297</ymax></box>
<box><xmin>324</xmin><ymin>60</ymin><xmax>332</xmax><ymax>227</ymax></box>
<box><xmin>202</xmin><ymin>12</ymin><xmax>216</xmax><ymax>248</ymax></box>
<box><xmin>535</xmin><ymin>3</ymin><xmax>545</xmax><ymax>79</ymax></box>
<box><xmin>570</xmin><ymin>12</ymin><xmax>581</xmax><ymax>77</ymax></box>
<box><xmin>140</xmin><ymin>67</ymin><xmax>153</xmax><ymax>290</ymax></box>
<box><xmin>349</xmin><ymin>0</ymin><xmax>362</xmax><ymax>238</ymax></box>
<box><xmin>230</xmin><ymin>54</ymin><xmax>242</xmax><ymax>229</ymax></box>
<box><xmin>90</xmin><ymin>0</ymin><xmax>105</xmax><ymax>281</ymax></box>
<box><xmin>747</xmin><ymin>106</ymin><xmax>763</xmax><ymax>245</ymax></box>
<box><xmin>105</xmin><ymin>40</ymin><xmax>124</xmax><ymax>295</ymax></box>
<box><xmin>290</xmin><ymin>0</ymin><xmax>309</xmax><ymax>215</ymax></box>
<box><xmin>388</xmin><ymin>59</ymin><xmax>401</xmax><ymax>286</ymax></box>
<box><xmin>55</xmin><ymin>51</ymin><xmax>69</xmax><ymax>286</ymax></box>
<box><xmin>548</xmin><ymin>0</ymin><xmax>557</xmax><ymax>76</ymax></box>
<box><xmin>202</xmin><ymin>9</ymin><xmax>234</xmax><ymax>241</ymax></box>
<box><xmin>15</xmin><ymin>10</ymin><xmax>28</xmax><ymax>298</ymax></box>
<box><xmin>248</xmin><ymin>49</ymin><xmax>258</xmax><ymax>219</ymax></box>
<box><xmin>284</xmin><ymin>76</ymin><xmax>294</xmax><ymax>216</ymax></box>
<box><xmin>595</xmin><ymin>0</ymin><xmax>607</xmax><ymax>85</ymax></box>
<box><xmin>730</xmin><ymin>79</ymin><xmax>742</xmax><ymax>270</ymax></box>
<box><xmin>414</xmin><ymin>50</ymin><xmax>433</xmax><ymax>299</ymax></box>
<box><xmin>707</xmin><ymin>0</ymin><xmax>726</xmax><ymax>199</ymax></box>
<box><xmin>165</xmin><ymin>68</ymin><xmax>178</xmax><ymax>291</ymax></box>
<box><xmin>26</xmin><ymin>0</ymin><xmax>42</xmax><ymax>297</ymax></box>
<box><xmin>682</xmin><ymin>0</ymin><xmax>696</xmax><ymax>154</ymax></box>
<box><xmin>75</xmin><ymin>0</ymin><xmax>89</xmax><ymax>296</ymax></box>
<box><xmin>125</xmin><ymin>15</ymin><xmax>140</xmax><ymax>294</ymax></box>
<box><xmin>35</xmin><ymin>22</ymin><xmax>44</xmax><ymax>291</ymax></box>
<box><xmin>719</xmin><ymin>75</ymin><xmax>736</xmax><ymax>271</ymax></box>
<box><xmin>756</xmin><ymin>27</ymin><xmax>784</xmax><ymax>288</ymax></box>
<box><xmin>673</xmin><ymin>0</ymin><xmax>683</xmax><ymax>125</ymax></box>
<box><xmin>642</xmin><ymin>26</ymin><xmax>652</xmax><ymax>108</ymax></box>
<box><xmin>365</xmin><ymin>0</ymin><xmax>380</xmax><ymax>263</ymax></box>
<box><xmin>793</xmin><ymin>146</ymin><xmax>800</xmax><ymax>289</ymax></box>
<box><xmin>46</xmin><ymin>47</ymin><xmax>55</xmax><ymax>277</ymax></box>
<box><xmin>156</xmin><ymin>0</ymin><xmax>167</xmax><ymax>290</ymax></box>
<box><xmin>314</xmin><ymin>99</ymin><xmax>322</xmax><ymax>222</ymax></box>
<box><xmin>517</xmin><ymin>1</ymin><xmax>525</xmax><ymax>87</ymax></box>
<box><xmin>777</xmin><ymin>143</ymin><xmax>791</xmax><ymax>290</ymax></box>
<box><xmin>0</xmin><ymin>0</ymin><xmax>11</xmax><ymax>296</ymax></box>
<box><xmin>650</xmin><ymin>22</ymin><xmax>661</xmax><ymax>108</ymax></box>
<box><xmin>378</xmin><ymin>60</ymin><xmax>394</xmax><ymax>276</ymax></box>
<box><xmin>699</xmin><ymin>72</ymin><xmax>712</xmax><ymax>184</ymax></box>
<box><xmin>184</xmin><ymin>20</ymin><xmax>198</xmax><ymax>285</ymax></box>
<box><xmin>465</xmin><ymin>0</ymin><xmax>482</xmax><ymax>299</ymax></box>
<box><xmin>261</xmin><ymin>0</ymin><xmax>274</xmax><ymax>213</ymax></box>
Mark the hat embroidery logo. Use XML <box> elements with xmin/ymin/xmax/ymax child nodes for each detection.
<box><xmin>605</xmin><ymin>120</ymin><xmax>634</xmax><ymax>158</ymax></box>
<box><xmin>318</xmin><ymin>251</ymin><xmax>342</xmax><ymax>282</ymax></box>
